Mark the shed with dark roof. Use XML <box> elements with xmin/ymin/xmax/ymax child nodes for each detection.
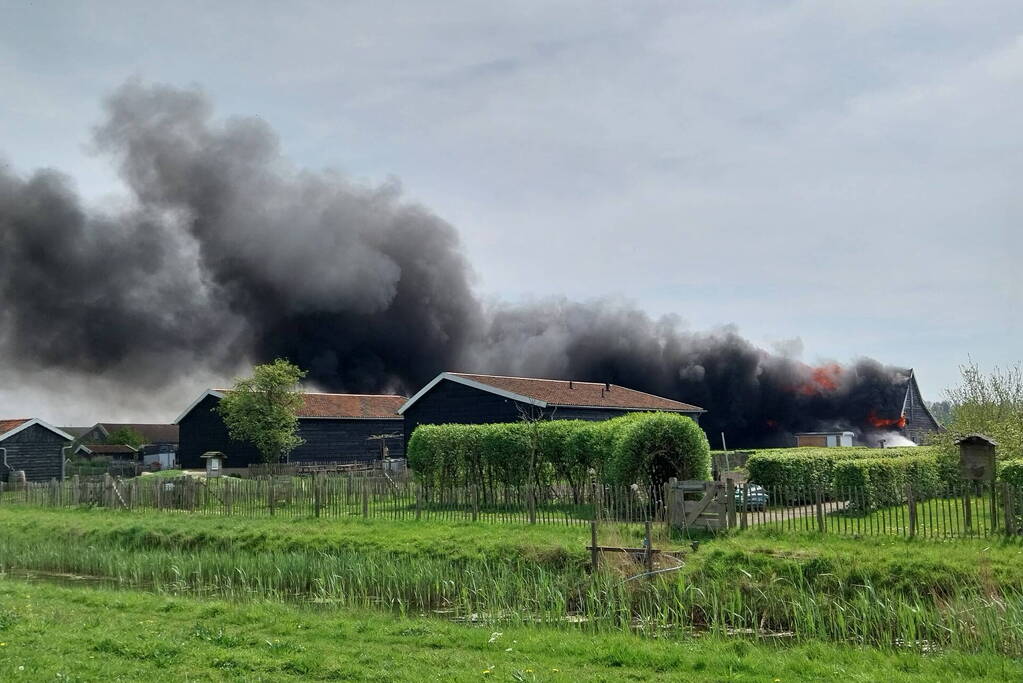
<box><xmin>174</xmin><ymin>389</ymin><xmax>406</xmax><ymax>468</ymax></box>
<box><xmin>399</xmin><ymin>372</ymin><xmax>704</xmax><ymax>448</ymax></box>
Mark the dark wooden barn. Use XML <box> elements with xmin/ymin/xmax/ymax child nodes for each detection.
<box><xmin>399</xmin><ymin>372</ymin><xmax>704</xmax><ymax>447</ymax></box>
<box><xmin>175</xmin><ymin>390</ymin><xmax>406</xmax><ymax>469</ymax></box>
<box><xmin>0</xmin><ymin>418</ymin><xmax>83</xmax><ymax>482</ymax></box>
<box><xmin>899</xmin><ymin>369</ymin><xmax>944</xmax><ymax>444</ymax></box>
<box><xmin>865</xmin><ymin>368</ymin><xmax>945</xmax><ymax>445</ymax></box>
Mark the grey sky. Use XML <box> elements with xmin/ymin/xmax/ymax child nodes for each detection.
<box><xmin>1</xmin><ymin>0</ymin><xmax>1021</xmax><ymax>420</ymax></box>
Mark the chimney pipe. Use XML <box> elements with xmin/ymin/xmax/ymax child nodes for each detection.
<box><xmin>605</xmin><ymin>382</ymin><xmax>611</xmax><ymax>391</ymax></box>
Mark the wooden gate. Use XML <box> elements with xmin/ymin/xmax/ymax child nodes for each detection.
<box><xmin>667</xmin><ymin>479</ymin><xmax>730</xmax><ymax>531</ymax></box>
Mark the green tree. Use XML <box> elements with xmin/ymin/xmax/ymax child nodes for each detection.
<box><xmin>933</xmin><ymin>361</ymin><xmax>1023</xmax><ymax>479</ymax></box>
<box><xmin>104</xmin><ymin>427</ymin><xmax>146</xmax><ymax>449</ymax></box>
<box><xmin>216</xmin><ymin>359</ymin><xmax>307</xmax><ymax>463</ymax></box>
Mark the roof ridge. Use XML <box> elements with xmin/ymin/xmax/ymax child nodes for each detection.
<box><xmin>454</xmin><ymin>372</ymin><xmax>608</xmax><ymax>386</ymax></box>
<box><xmin>216</xmin><ymin>389</ymin><xmax>404</xmax><ymax>398</ymax></box>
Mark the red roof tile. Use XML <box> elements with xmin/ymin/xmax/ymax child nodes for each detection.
<box><xmin>213</xmin><ymin>391</ymin><xmax>405</xmax><ymax>419</ymax></box>
<box><xmin>296</xmin><ymin>393</ymin><xmax>406</xmax><ymax>419</ymax></box>
<box><xmin>0</xmin><ymin>419</ymin><xmax>30</xmax><ymax>436</ymax></box>
<box><xmin>0</xmin><ymin>417</ymin><xmax>29</xmax><ymax>437</ymax></box>
<box><xmin>450</xmin><ymin>373</ymin><xmax>703</xmax><ymax>412</ymax></box>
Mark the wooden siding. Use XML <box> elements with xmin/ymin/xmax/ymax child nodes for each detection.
<box><xmin>903</xmin><ymin>376</ymin><xmax>942</xmax><ymax>444</ymax></box>
<box><xmin>178</xmin><ymin>395</ymin><xmax>404</xmax><ymax>469</ymax></box>
<box><xmin>0</xmin><ymin>424</ymin><xmax>68</xmax><ymax>482</ymax></box>
<box><xmin>402</xmin><ymin>378</ymin><xmax>702</xmax><ymax>449</ymax></box>
<box><xmin>796</xmin><ymin>434</ymin><xmax>828</xmax><ymax>448</ymax></box>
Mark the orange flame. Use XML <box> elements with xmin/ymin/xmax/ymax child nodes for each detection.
<box><xmin>867</xmin><ymin>410</ymin><xmax>907</xmax><ymax>429</ymax></box>
<box><xmin>796</xmin><ymin>364</ymin><xmax>842</xmax><ymax>395</ymax></box>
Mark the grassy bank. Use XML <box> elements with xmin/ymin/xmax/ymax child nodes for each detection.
<box><xmin>0</xmin><ymin>505</ymin><xmax>594</xmax><ymax>565</ymax></box>
<box><xmin>2</xmin><ymin>506</ymin><xmax>1023</xmax><ymax>653</ymax></box>
<box><xmin>0</xmin><ymin>578</ymin><xmax>1019</xmax><ymax>681</ymax></box>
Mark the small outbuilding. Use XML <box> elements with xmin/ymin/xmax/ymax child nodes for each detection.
<box><xmin>796</xmin><ymin>431</ymin><xmax>855</xmax><ymax>448</ymax></box>
<box><xmin>0</xmin><ymin>418</ymin><xmax>84</xmax><ymax>482</ymax></box>
<box><xmin>399</xmin><ymin>372</ymin><xmax>705</xmax><ymax>449</ymax></box>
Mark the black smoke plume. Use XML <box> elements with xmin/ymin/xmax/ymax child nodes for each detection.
<box><xmin>0</xmin><ymin>82</ymin><xmax>912</xmax><ymax>445</ymax></box>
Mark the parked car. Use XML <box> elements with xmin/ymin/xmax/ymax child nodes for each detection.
<box><xmin>734</xmin><ymin>483</ymin><xmax>769</xmax><ymax>510</ymax></box>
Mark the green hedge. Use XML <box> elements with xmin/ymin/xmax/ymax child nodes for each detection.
<box><xmin>608</xmin><ymin>412</ymin><xmax>710</xmax><ymax>484</ymax></box>
<box><xmin>407</xmin><ymin>412</ymin><xmax>708</xmax><ymax>488</ymax></box>
<box><xmin>832</xmin><ymin>456</ymin><xmax>942</xmax><ymax>511</ymax></box>
<box><xmin>1001</xmin><ymin>459</ymin><xmax>1023</xmax><ymax>488</ymax></box>
<box><xmin>745</xmin><ymin>447</ymin><xmax>933</xmax><ymax>491</ymax></box>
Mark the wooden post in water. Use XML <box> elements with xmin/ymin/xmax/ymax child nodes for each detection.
<box><xmin>590</xmin><ymin>520</ymin><xmax>599</xmax><ymax>573</ymax></box>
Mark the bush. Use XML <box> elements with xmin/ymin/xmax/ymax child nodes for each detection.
<box><xmin>833</xmin><ymin>456</ymin><xmax>942</xmax><ymax>511</ymax></box>
<box><xmin>746</xmin><ymin>453</ymin><xmax>838</xmax><ymax>492</ymax></box>
<box><xmin>406</xmin><ymin>412</ymin><xmax>706</xmax><ymax>488</ymax></box>
<box><xmin>1000</xmin><ymin>459</ymin><xmax>1023</xmax><ymax>488</ymax></box>
<box><xmin>607</xmin><ymin>413</ymin><xmax>710</xmax><ymax>485</ymax></box>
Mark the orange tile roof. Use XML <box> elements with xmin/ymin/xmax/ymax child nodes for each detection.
<box><xmin>0</xmin><ymin>419</ymin><xmax>30</xmax><ymax>436</ymax></box>
<box><xmin>450</xmin><ymin>373</ymin><xmax>703</xmax><ymax>412</ymax></box>
<box><xmin>214</xmin><ymin>391</ymin><xmax>405</xmax><ymax>419</ymax></box>
<box><xmin>296</xmin><ymin>393</ymin><xmax>406</xmax><ymax>418</ymax></box>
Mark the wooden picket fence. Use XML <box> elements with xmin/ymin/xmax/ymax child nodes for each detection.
<box><xmin>1</xmin><ymin>474</ymin><xmax>1020</xmax><ymax>538</ymax></box>
<box><xmin>0</xmin><ymin>474</ymin><xmax>664</xmax><ymax>527</ymax></box>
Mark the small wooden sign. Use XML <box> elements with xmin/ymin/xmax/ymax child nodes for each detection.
<box><xmin>957</xmin><ymin>435</ymin><xmax>997</xmax><ymax>481</ymax></box>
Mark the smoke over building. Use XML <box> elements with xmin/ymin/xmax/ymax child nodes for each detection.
<box><xmin>0</xmin><ymin>81</ymin><xmax>938</xmax><ymax>446</ymax></box>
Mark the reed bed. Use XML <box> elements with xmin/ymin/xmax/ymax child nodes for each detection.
<box><xmin>2</xmin><ymin>531</ymin><xmax>1022</xmax><ymax>655</ymax></box>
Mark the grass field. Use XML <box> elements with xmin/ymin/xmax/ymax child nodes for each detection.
<box><xmin>0</xmin><ymin>578</ymin><xmax>1020</xmax><ymax>682</ymax></box>
<box><xmin>3</xmin><ymin>506</ymin><xmax>1023</xmax><ymax>659</ymax></box>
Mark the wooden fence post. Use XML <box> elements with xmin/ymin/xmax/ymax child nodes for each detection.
<box><xmin>907</xmin><ymin>485</ymin><xmax>917</xmax><ymax>538</ymax></box>
<box><xmin>590</xmin><ymin>520</ymin><xmax>599</xmax><ymax>573</ymax></box>
<box><xmin>725</xmin><ymin>479</ymin><xmax>737</xmax><ymax>530</ymax></box>
<box><xmin>528</xmin><ymin>489</ymin><xmax>536</xmax><ymax>525</ymax></box>
<box><xmin>268</xmin><ymin>477</ymin><xmax>275</xmax><ymax>517</ymax></box>
<box><xmin>644</xmin><ymin>520</ymin><xmax>653</xmax><ymax>578</ymax></box>
<box><xmin>1004</xmin><ymin>483</ymin><xmax>1017</xmax><ymax>537</ymax></box>
<box><xmin>472</xmin><ymin>485</ymin><xmax>479</xmax><ymax>522</ymax></box>
<box><xmin>313</xmin><ymin>471</ymin><xmax>321</xmax><ymax>518</ymax></box>
<box><xmin>815</xmin><ymin>488</ymin><xmax>825</xmax><ymax>533</ymax></box>
<box><xmin>362</xmin><ymin>479</ymin><xmax>369</xmax><ymax>518</ymax></box>
<box><xmin>740</xmin><ymin>482</ymin><xmax>749</xmax><ymax>530</ymax></box>
<box><xmin>989</xmin><ymin>481</ymin><xmax>998</xmax><ymax>533</ymax></box>
<box><xmin>415</xmin><ymin>485</ymin><xmax>422</xmax><ymax>521</ymax></box>
<box><xmin>963</xmin><ymin>484</ymin><xmax>973</xmax><ymax>533</ymax></box>
<box><xmin>103</xmin><ymin>473</ymin><xmax>113</xmax><ymax>508</ymax></box>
